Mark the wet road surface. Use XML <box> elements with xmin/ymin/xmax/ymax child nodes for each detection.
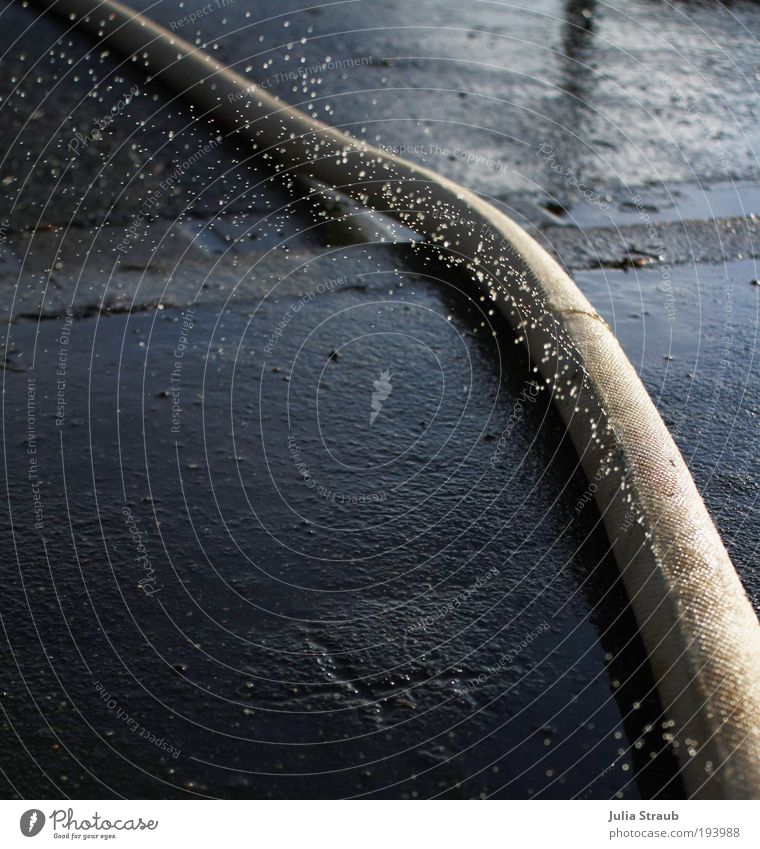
<box><xmin>0</xmin><ymin>0</ymin><xmax>758</xmax><ymax>799</ymax></box>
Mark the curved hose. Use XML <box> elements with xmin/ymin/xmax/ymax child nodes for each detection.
<box><xmin>31</xmin><ymin>0</ymin><xmax>760</xmax><ymax>798</ymax></box>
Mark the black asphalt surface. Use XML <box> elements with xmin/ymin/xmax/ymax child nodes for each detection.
<box><xmin>0</xmin><ymin>0</ymin><xmax>758</xmax><ymax>799</ymax></box>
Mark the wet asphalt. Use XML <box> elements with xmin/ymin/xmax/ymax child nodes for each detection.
<box><xmin>0</xmin><ymin>0</ymin><xmax>758</xmax><ymax>799</ymax></box>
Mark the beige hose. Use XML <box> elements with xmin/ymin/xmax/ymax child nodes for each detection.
<box><xmin>33</xmin><ymin>0</ymin><xmax>760</xmax><ymax>798</ymax></box>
